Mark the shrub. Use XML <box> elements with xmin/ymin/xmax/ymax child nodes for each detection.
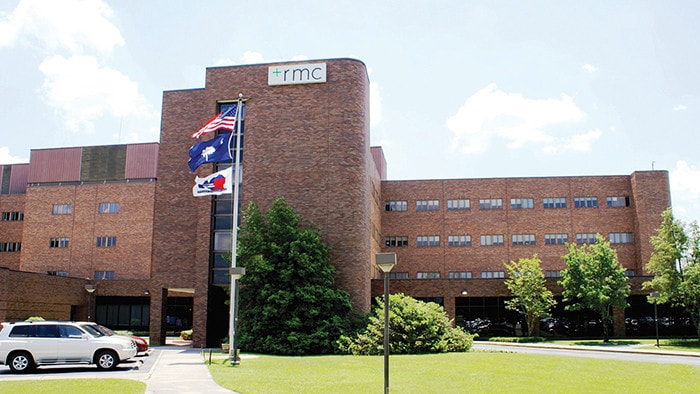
<box><xmin>338</xmin><ymin>293</ymin><xmax>475</xmax><ymax>355</ymax></box>
<box><xmin>489</xmin><ymin>336</ymin><xmax>546</xmax><ymax>343</ymax></box>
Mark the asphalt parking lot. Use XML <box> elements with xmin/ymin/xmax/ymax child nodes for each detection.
<box><xmin>0</xmin><ymin>350</ymin><xmax>155</xmax><ymax>381</ymax></box>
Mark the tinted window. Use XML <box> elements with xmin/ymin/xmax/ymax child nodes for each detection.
<box><xmin>36</xmin><ymin>325</ymin><xmax>59</xmax><ymax>338</ymax></box>
<box><xmin>60</xmin><ymin>325</ymin><xmax>84</xmax><ymax>338</ymax></box>
<box><xmin>9</xmin><ymin>325</ymin><xmax>33</xmax><ymax>337</ymax></box>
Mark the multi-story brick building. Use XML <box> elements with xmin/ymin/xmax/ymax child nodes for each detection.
<box><xmin>0</xmin><ymin>58</ymin><xmax>674</xmax><ymax>346</ymax></box>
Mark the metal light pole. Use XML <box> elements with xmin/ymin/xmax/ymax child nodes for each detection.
<box><xmin>85</xmin><ymin>284</ymin><xmax>96</xmax><ymax>321</ymax></box>
<box><xmin>229</xmin><ymin>267</ymin><xmax>245</xmax><ymax>364</ymax></box>
<box><xmin>649</xmin><ymin>292</ymin><xmax>660</xmax><ymax>348</ymax></box>
<box><xmin>375</xmin><ymin>253</ymin><xmax>397</xmax><ymax>394</ymax></box>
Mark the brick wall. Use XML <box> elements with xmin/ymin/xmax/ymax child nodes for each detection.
<box><xmin>0</xmin><ymin>194</ymin><xmax>25</xmax><ymax>270</ymax></box>
<box><xmin>19</xmin><ymin>183</ymin><xmax>155</xmax><ymax>279</ymax></box>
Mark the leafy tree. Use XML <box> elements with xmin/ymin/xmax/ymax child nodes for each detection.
<box><xmin>337</xmin><ymin>293</ymin><xmax>475</xmax><ymax>355</ymax></box>
<box><xmin>504</xmin><ymin>254</ymin><xmax>556</xmax><ymax>337</ymax></box>
<box><xmin>236</xmin><ymin>197</ymin><xmax>357</xmax><ymax>355</ymax></box>
<box><xmin>559</xmin><ymin>234</ymin><xmax>630</xmax><ymax>342</ymax></box>
<box><xmin>643</xmin><ymin>208</ymin><xmax>700</xmax><ymax>339</ymax></box>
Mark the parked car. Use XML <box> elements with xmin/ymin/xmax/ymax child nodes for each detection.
<box><xmin>0</xmin><ymin>320</ymin><xmax>137</xmax><ymax>373</ymax></box>
<box><xmin>84</xmin><ymin>323</ymin><xmax>149</xmax><ymax>354</ymax></box>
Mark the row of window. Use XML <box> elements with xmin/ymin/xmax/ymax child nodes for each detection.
<box><xmin>390</xmin><ymin>271</ymin><xmax>506</xmax><ymax>280</ymax></box>
<box><xmin>385</xmin><ymin>196</ymin><xmax>630</xmax><ymax>212</ymax></box>
<box><xmin>1</xmin><ymin>211</ymin><xmax>23</xmax><ymax>221</ymax></box>
<box><xmin>52</xmin><ymin>203</ymin><xmax>120</xmax><ymax>215</ymax></box>
<box><xmin>385</xmin><ymin>232</ymin><xmax>633</xmax><ymax>247</ymax></box>
<box><xmin>0</xmin><ymin>242</ymin><xmax>21</xmax><ymax>252</ymax></box>
<box><xmin>47</xmin><ymin>270</ymin><xmax>115</xmax><ymax>280</ymax></box>
<box><xmin>389</xmin><ymin>269</ymin><xmax>637</xmax><ymax>280</ymax></box>
<box><xmin>48</xmin><ymin>237</ymin><xmax>117</xmax><ymax>248</ymax></box>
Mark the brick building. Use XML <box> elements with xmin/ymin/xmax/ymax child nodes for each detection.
<box><xmin>0</xmin><ymin>58</ymin><xmax>673</xmax><ymax>345</ymax></box>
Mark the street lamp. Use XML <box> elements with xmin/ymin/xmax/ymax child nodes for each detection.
<box><xmin>85</xmin><ymin>284</ymin><xmax>96</xmax><ymax>321</ymax></box>
<box><xmin>229</xmin><ymin>266</ymin><xmax>246</xmax><ymax>365</ymax></box>
<box><xmin>649</xmin><ymin>292</ymin><xmax>660</xmax><ymax>348</ymax></box>
<box><xmin>375</xmin><ymin>252</ymin><xmax>396</xmax><ymax>394</ymax></box>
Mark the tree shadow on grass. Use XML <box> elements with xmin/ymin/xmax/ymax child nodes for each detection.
<box><xmin>572</xmin><ymin>340</ymin><xmax>641</xmax><ymax>346</ymax></box>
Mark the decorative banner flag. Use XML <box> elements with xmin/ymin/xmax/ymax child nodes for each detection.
<box><xmin>188</xmin><ymin>133</ymin><xmax>232</xmax><ymax>172</ymax></box>
<box><xmin>191</xmin><ymin>105</ymin><xmax>238</xmax><ymax>139</ymax></box>
<box><xmin>193</xmin><ymin>167</ymin><xmax>233</xmax><ymax>196</ymax></box>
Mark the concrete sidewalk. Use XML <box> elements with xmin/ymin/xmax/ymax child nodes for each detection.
<box><xmin>144</xmin><ymin>347</ymin><xmax>235</xmax><ymax>394</ymax></box>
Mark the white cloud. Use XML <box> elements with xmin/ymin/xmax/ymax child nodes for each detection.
<box><xmin>446</xmin><ymin>83</ymin><xmax>591</xmax><ymax>154</ymax></box>
<box><xmin>673</xmin><ymin>104</ymin><xmax>688</xmax><ymax>111</ymax></box>
<box><xmin>582</xmin><ymin>64</ymin><xmax>598</xmax><ymax>73</ymax></box>
<box><xmin>0</xmin><ymin>147</ymin><xmax>27</xmax><ymax>164</ymax></box>
<box><xmin>0</xmin><ymin>0</ymin><xmax>123</xmax><ymax>53</ymax></box>
<box><xmin>670</xmin><ymin>160</ymin><xmax>700</xmax><ymax>222</ymax></box>
<box><xmin>240</xmin><ymin>50</ymin><xmax>268</xmax><ymax>64</ymax></box>
<box><xmin>39</xmin><ymin>55</ymin><xmax>152</xmax><ymax>132</ymax></box>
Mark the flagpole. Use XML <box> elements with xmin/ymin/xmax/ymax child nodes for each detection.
<box><xmin>228</xmin><ymin>93</ymin><xmax>245</xmax><ymax>365</ymax></box>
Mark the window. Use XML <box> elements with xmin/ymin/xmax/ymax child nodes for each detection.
<box><xmin>481</xmin><ymin>271</ymin><xmax>505</xmax><ymax>279</ymax></box>
<box><xmin>98</xmin><ymin>202</ymin><xmax>120</xmax><ymax>213</ymax></box>
<box><xmin>388</xmin><ymin>272</ymin><xmax>409</xmax><ymax>280</ymax></box>
<box><xmin>447</xmin><ymin>235</ymin><xmax>471</xmax><ymax>246</ymax></box>
<box><xmin>510</xmin><ymin>198</ymin><xmax>534</xmax><ymax>209</ymax></box>
<box><xmin>543</xmin><ymin>197</ymin><xmax>566</xmax><ymax>209</ymax></box>
<box><xmin>385</xmin><ymin>200</ymin><xmax>407</xmax><ymax>212</ymax></box>
<box><xmin>512</xmin><ymin>234</ymin><xmax>536</xmax><ymax>246</ymax></box>
<box><xmin>607</xmin><ymin>196</ymin><xmax>630</xmax><ymax>207</ymax></box>
<box><xmin>1</xmin><ymin>211</ymin><xmax>23</xmax><ymax>221</ymax></box>
<box><xmin>625</xmin><ymin>270</ymin><xmax>635</xmax><ymax>277</ymax></box>
<box><xmin>545</xmin><ymin>270</ymin><xmax>562</xmax><ymax>278</ymax></box>
<box><xmin>480</xmin><ymin>234</ymin><xmax>504</xmax><ymax>246</ymax></box>
<box><xmin>609</xmin><ymin>232</ymin><xmax>634</xmax><ymax>244</ymax></box>
<box><xmin>417</xmin><ymin>236</ymin><xmax>440</xmax><ymax>247</ymax></box>
<box><xmin>544</xmin><ymin>233</ymin><xmax>568</xmax><ymax>245</ymax></box>
<box><xmin>96</xmin><ymin>236</ymin><xmax>117</xmax><ymax>247</ymax></box>
<box><xmin>94</xmin><ymin>271</ymin><xmax>115</xmax><ymax>280</ymax></box>
<box><xmin>416</xmin><ymin>200</ymin><xmax>440</xmax><ymax>211</ymax></box>
<box><xmin>49</xmin><ymin>237</ymin><xmax>70</xmax><ymax>248</ymax></box>
<box><xmin>576</xmin><ymin>233</ymin><xmax>597</xmax><ymax>245</ymax></box>
<box><xmin>447</xmin><ymin>199</ymin><xmax>470</xmax><ymax>210</ymax></box>
<box><xmin>385</xmin><ymin>236</ymin><xmax>408</xmax><ymax>247</ymax></box>
<box><xmin>479</xmin><ymin>199</ymin><xmax>502</xmax><ymax>210</ymax></box>
<box><xmin>0</xmin><ymin>242</ymin><xmax>21</xmax><ymax>252</ymax></box>
<box><xmin>52</xmin><ymin>204</ymin><xmax>72</xmax><ymax>215</ymax></box>
<box><xmin>417</xmin><ymin>272</ymin><xmax>441</xmax><ymax>279</ymax></box>
<box><xmin>448</xmin><ymin>271</ymin><xmax>472</xmax><ymax>279</ymax></box>
<box><xmin>574</xmin><ymin>197</ymin><xmax>598</xmax><ymax>208</ymax></box>
<box><xmin>48</xmin><ymin>271</ymin><xmax>68</xmax><ymax>277</ymax></box>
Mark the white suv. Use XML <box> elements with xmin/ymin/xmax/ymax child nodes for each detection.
<box><xmin>0</xmin><ymin>321</ymin><xmax>138</xmax><ymax>373</ymax></box>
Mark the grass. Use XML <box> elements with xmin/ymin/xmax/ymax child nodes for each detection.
<box><xmin>207</xmin><ymin>350</ymin><xmax>700</xmax><ymax>393</ymax></box>
<box><xmin>0</xmin><ymin>378</ymin><xmax>145</xmax><ymax>394</ymax></box>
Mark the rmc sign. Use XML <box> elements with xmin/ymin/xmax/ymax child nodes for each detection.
<box><xmin>268</xmin><ymin>63</ymin><xmax>326</xmax><ymax>86</ymax></box>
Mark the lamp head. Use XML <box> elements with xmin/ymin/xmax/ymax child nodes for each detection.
<box><xmin>375</xmin><ymin>252</ymin><xmax>397</xmax><ymax>273</ymax></box>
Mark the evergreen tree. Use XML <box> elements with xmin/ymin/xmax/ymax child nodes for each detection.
<box><xmin>559</xmin><ymin>234</ymin><xmax>630</xmax><ymax>342</ymax></box>
<box><xmin>236</xmin><ymin>197</ymin><xmax>356</xmax><ymax>355</ymax></box>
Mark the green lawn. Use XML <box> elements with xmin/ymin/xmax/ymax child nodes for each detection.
<box><xmin>208</xmin><ymin>350</ymin><xmax>700</xmax><ymax>393</ymax></box>
<box><xmin>0</xmin><ymin>378</ymin><xmax>145</xmax><ymax>394</ymax></box>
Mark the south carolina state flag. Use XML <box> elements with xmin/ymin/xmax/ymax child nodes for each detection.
<box><xmin>188</xmin><ymin>133</ymin><xmax>232</xmax><ymax>172</ymax></box>
<box><xmin>193</xmin><ymin>167</ymin><xmax>233</xmax><ymax>196</ymax></box>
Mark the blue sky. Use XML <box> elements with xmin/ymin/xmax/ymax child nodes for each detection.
<box><xmin>1</xmin><ymin>0</ymin><xmax>699</xmax><ymax>223</ymax></box>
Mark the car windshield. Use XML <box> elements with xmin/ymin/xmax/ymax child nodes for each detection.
<box><xmin>79</xmin><ymin>324</ymin><xmax>105</xmax><ymax>337</ymax></box>
<box><xmin>98</xmin><ymin>325</ymin><xmax>116</xmax><ymax>335</ymax></box>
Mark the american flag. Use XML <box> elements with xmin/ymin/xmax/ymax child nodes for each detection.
<box><xmin>191</xmin><ymin>105</ymin><xmax>238</xmax><ymax>138</ymax></box>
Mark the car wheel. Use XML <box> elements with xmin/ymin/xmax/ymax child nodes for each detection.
<box><xmin>8</xmin><ymin>351</ymin><xmax>35</xmax><ymax>373</ymax></box>
<box><xmin>95</xmin><ymin>350</ymin><xmax>118</xmax><ymax>370</ymax></box>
